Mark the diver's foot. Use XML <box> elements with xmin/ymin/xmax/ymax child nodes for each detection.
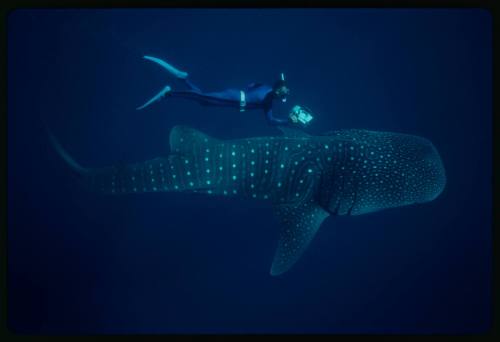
<box><xmin>143</xmin><ymin>56</ymin><xmax>188</xmax><ymax>79</ymax></box>
<box><xmin>136</xmin><ymin>85</ymin><xmax>171</xmax><ymax>110</ymax></box>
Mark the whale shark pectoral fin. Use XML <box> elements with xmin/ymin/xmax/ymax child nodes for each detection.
<box><xmin>270</xmin><ymin>201</ymin><xmax>330</xmax><ymax>276</ymax></box>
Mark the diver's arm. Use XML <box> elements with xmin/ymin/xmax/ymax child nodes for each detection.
<box><xmin>265</xmin><ymin>107</ymin><xmax>291</xmax><ymax>126</ymax></box>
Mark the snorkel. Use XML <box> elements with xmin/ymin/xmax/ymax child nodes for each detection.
<box><xmin>273</xmin><ymin>73</ymin><xmax>289</xmax><ymax>103</ymax></box>
<box><xmin>280</xmin><ymin>73</ymin><xmax>287</xmax><ymax>103</ymax></box>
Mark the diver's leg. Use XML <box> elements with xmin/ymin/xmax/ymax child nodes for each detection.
<box><xmin>183</xmin><ymin>78</ymin><xmax>202</xmax><ymax>92</ymax></box>
<box><xmin>143</xmin><ymin>56</ymin><xmax>188</xmax><ymax>79</ymax></box>
<box><xmin>137</xmin><ymin>87</ymin><xmax>215</xmax><ymax>111</ymax></box>
<box><xmin>169</xmin><ymin>91</ymin><xmax>212</xmax><ymax>104</ymax></box>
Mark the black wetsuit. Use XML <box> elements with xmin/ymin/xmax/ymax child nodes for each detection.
<box><xmin>169</xmin><ymin>79</ymin><xmax>289</xmax><ymax>126</ymax></box>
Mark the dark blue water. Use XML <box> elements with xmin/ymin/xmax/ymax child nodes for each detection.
<box><xmin>7</xmin><ymin>9</ymin><xmax>492</xmax><ymax>334</ymax></box>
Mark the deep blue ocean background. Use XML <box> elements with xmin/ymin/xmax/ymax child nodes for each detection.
<box><xmin>7</xmin><ymin>9</ymin><xmax>492</xmax><ymax>334</ymax></box>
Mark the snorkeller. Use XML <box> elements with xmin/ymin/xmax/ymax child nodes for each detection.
<box><xmin>136</xmin><ymin>56</ymin><xmax>294</xmax><ymax>126</ymax></box>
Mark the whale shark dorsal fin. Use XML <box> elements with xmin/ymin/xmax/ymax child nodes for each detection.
<box><xmin>169</xmin><ymin>125</ymin><xmax>220</xmax><ymax>153</ymax></box>
<box><xmin>279</xmin><ymin>127</ymin><xmax>310</xmax><ymax>138</ymax></box>
<box><xmin>270</xmin><ymin>201</ymin><xmax>330</xmax><ymax>276</ymax></box>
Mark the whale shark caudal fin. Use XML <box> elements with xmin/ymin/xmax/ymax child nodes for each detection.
<box><xmin>46</xmin><ymin>125</ymin><xmax>88</xmax><ymax>176</ymax></box>
<box><xmin>47</xmin><ymin>125</ymin><xmax>221</xmax><ymax>195</ymax></box>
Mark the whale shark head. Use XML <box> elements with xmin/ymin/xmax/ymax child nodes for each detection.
<box><xmin>323</xmin><ymin>130</ymin><xmax>446</xmax><ymax>216</ymax></box>
<box><xmin>400</xmin><ymin>136</ymin><xmax>446</xmax><ymax>204</ymax></box>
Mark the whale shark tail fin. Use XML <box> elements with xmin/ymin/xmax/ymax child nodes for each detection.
<box><xmin>45</xmin><ymin>125</ymin><xmax>223</xmax><ymax>196</ymax></box>
<box><xmin>45</xmin><ymin>125</ymin><xmax>88</xmax><ymax>176</ymax></box>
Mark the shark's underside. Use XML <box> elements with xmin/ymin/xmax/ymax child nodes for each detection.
<box><xmin>48</xmin><ymin>125</ymin><xmax>446</xmax><ymax>275</ymax></box>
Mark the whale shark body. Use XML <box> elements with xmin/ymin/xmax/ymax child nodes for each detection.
<box><xmin>49</xmin><ymin>125</ymin><xmax>446</xmax><ymax>275</ymax></box>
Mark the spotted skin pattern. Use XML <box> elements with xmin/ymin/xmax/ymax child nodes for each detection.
<box><xmin>52</xmin><ymin>125</ymin><xmax>446</xmax><ymax>275</ymax></box>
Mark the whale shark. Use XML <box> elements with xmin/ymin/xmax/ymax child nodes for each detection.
<box><xmin>48</xmin><ymin>125</ymin><xmax>446</xmax><ymax>275</ymax></box>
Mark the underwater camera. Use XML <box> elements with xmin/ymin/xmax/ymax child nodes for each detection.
<box><xmin>289</xmin><ymin>105</ymin><xmax>314</xmax><ymax>126</ymax></box>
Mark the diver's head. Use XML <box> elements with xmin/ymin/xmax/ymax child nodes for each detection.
<box><xmin>273</xmin><ymin>73</ymin><xmax>289</xmax><ymax>103</ymax></box>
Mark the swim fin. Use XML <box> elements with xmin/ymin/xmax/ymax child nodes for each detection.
<box><xmin>136</xmin><ymin>85</ymin><xmax>171</xmax><ymax>110</ymax></box>
<box><xmin>143</xmin><ymin>56</ymin><xmax>189</xmax><ymax>79</ymax></box>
